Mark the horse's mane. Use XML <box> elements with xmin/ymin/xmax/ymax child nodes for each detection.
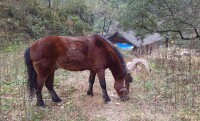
<box><xmin>93</xmin><ymin>34</ymin><xmax>127</xmax><ymax>78</ymax></box>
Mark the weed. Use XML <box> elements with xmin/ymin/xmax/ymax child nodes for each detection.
<box><xmin>93</xmin><ymin>117</ymin><xmax>107</xmax><ymax>121</ymax></box>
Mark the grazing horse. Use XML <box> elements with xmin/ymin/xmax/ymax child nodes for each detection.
<box><xmin>24</xmin><ymin>34</ymin><xmax>133</xmax><ymax>107</ymax></box>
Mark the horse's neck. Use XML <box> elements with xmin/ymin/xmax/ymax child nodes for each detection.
<box><xmin>94</xmin><ymin>34</ymin><xmax>126</xmax><ymax>80</ymax></box>
<box><xmin>109</xmin><ymin>60</ymin><xmax>125</xmax><ymax>80</ymax></box>
<box><xmin>107</xmin><ymin>48</ymin><xmax>126</xmax><ymax>80</ymax></box>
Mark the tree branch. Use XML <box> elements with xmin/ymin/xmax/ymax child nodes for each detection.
<box><xmin>194</xmin><ymin>27</ymin><xmax>200</xmax><ymax>38</ymax></box>
<box><xmin>178</xmin><ymin>18</ymin><xmax>200</xmax><ymax>39</ymax></box>
<box><xmin>137</xmin><ymin>23</ymin><xmax>199</xmax><ymax>40</ymax></box>
<box><xmin>165</xmin><ymin>1</ymin><xmax>176</xmax><ymax>20</ymax></box>
<box><xmin>137</xmin><ymin>23</ymin><xmax>179</xmax><ymax>33</ymax></box>
<box><xmin>164</xmin><ymin>0</ymin><xmax>200</xmax><ymax>40</ymax></box>
<box><xmin>178</xmin><ymin>30</ymin><xmax>200</xmax><ymax>40</ymax></box>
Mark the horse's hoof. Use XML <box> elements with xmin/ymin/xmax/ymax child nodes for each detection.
<box><xmin>53</xmin><ymin>98</ymin><xmax>62</xmax><ymax>103</ymax></box>
<box><xmin>36</xmin><ymin>103</ymin><xmax>46</xmax><ymax>108</ymax></box>
<box><xmin>87</xmin><ymin>91</ymin><xmax>94</xmax><ymax>96</ymax></box>
<box><xmin>104</xmin><ymin>97</ymin><xmax>111</xmax><ymax>103</ymax></box>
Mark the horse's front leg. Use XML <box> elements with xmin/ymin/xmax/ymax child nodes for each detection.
<box><xmin>87</xmin><ymin>70</ymin><xmax>96</xmax><ymax>96</ymax></box>
<box><xmin>97</xmin><ymin>70</ymin><xmax>111</xmax><ymax>102</ymax></box>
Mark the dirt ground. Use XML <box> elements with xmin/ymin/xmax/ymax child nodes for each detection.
<box><xmin>71</xmin><ymin>70</ymin><xmax>132</xmax><ymax>121</ymax></box>
<box><xmin>45</xmin><ymin>67</ymin><xmax>169</xmax><ymax>121</ymax></box>
<box><xmin>54</xmin><ymin>70</ymin><xmax>133</xmax><ymax>121</ymax></box>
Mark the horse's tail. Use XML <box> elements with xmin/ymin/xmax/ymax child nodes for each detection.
<box><xmin>24</xmin><ymin>47</ymin><xmax>37</xmax><ymax>99</ymax></box>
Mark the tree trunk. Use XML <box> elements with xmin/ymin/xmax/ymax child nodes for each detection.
<box><xmin>48</xmin><ymin>0</ymin><xmax>51</xmax><ymax>8</ymax></box>
<box><xmin>20</xmin><ymin>0</ymin><xmax>26</xmax><ymax>26</ymax></box>
<box><xmin>166</xmin><ymin>37</ymin><xmax>169</xmax><ymax>48</ymax></box>
<box><xmin>102</xmin><ymin>17</ymin><xmax>106</xmax><ymax>36</ymax></box>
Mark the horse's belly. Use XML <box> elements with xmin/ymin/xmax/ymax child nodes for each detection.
<box><xmin>62</xmin><ymin>61</ymin><xmax>90</xmax><ymax>71</ymax></box>
<box><xmin>56</xmin><ymin>54</ymin><xmax>91</xmax><ymax>71</ymax></box>
<box><xmin>56</xmin><ymin>42</ymin><xmax>92</xmax><ymax>71</ymax></box>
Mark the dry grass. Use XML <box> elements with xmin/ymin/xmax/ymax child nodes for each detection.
<box><xmin>142</xmin><ymin>47</ymin><xmax>200</xmax><ymax>120</ymax></box>
<box><xmin>0</xmin><ymin>44</ymin><xmax>200</xmax><ymax>121</ymax></box>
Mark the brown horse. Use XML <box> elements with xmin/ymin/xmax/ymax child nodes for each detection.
<box><xmin>24</xmin><ymin>34</ymin><xmax>133</xmax><ymax>107</ymax></box>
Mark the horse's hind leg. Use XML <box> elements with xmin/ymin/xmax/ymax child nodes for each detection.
<box><xmin>34</xmin><ymin>62</ymin><xmax>57</xmax><ymax>107</ymax></box>
<box><xmin>36</xmin><ymin>76</ymin><xmax>46</xmax><ymax>107</ymax></box>
<box><xmin>45</xmin><ymin>70</ymin><xmax>62</xmax><ymax>103</ymax></box>
<box><xmin>97</xmin><ymin>70</ymin><xmax>111</xmax><ymax>102</ymax></box>
<box><xmin>87</xmin><ymin>70</ymin><xmax>96</xmax><ymax>96</ymax></box>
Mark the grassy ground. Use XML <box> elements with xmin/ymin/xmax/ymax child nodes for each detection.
<box><xmin>0</xmin><ymin>0</ymin><xmax>199</xmax><ymax>120</ymax></box>
<box><xmin>0</xmin><ymin>43</ymin><xmax>200</xmax><ymax>121</ymax></box>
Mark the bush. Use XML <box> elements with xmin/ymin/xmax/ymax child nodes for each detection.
<box><xmin>3</xmin><ymin>0</ymin><xmax>95</xmax><ymax>40</ymax></box>
<box><xmin>74</xmin><ymin>20</ymin><xmax>91</xmax><ymax>35</ymax></box>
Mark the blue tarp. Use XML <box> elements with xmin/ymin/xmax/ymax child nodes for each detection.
<box><xmin>116</xmin><ymin>43</ymin><xmax>133</xmax><ymax>50</ymax></box>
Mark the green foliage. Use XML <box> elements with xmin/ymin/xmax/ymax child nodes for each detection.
<box><xmin>0</xmin><ymin>0</ymin><xmax>125</xmax><ymax>45</ymax></box>
<box><xmin>65</xmin><ymin>0</ymin><xmax>87</xmax><ymax>14</ymax></box>
<box><xmin>89</xmin><ymin>0</ymin><xmax>123</xmax><ymax>35</ymax></box>
<box><xmin>30</xmin><ymin>109</ymin><xmax>45</xmax><ymax>121</ymax></box>
<box><xmin>4</xmin><ymin>0</ymin><xmax>94</xmax><ymax>39</ymax></box>
<box><xmin>93</xmin><ymin>117</ymin><xmax>107</xmax><ymax>121</ymax></box>
<box><xmin>144</xmin><ymin>80</ymin><xmax>154</xmax><ymax>91</ymax></box>
<box><xmin>119</xmin><ymin>0</ymin><xmax>159</xmax><ymax>38</ymax></box>
<box><xmin>74</xmin><ymin>20</ymin><xmax>91</xmax><ymax>35</ymax></box>
<box><xmin>119</xmin><ymin>0</ymin><xmax>200</xmax><ymax>40</ymax></box>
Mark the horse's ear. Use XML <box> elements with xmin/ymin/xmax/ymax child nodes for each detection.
<box><xmin>126</xmin><ymin>73</ymin><xmax>133</xmax><ymax>83</ymax></box>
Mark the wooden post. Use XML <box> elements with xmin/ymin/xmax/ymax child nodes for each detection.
<box><xmin>165</xmin><ymin>34</ymin><xmax>169</xmax><ymax>48</ymax></box>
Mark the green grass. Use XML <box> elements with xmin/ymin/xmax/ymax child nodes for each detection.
<box><xmin>93</xmin><ymin>117</ymin><xmax>107</xmax><ymax>121</ymax></box>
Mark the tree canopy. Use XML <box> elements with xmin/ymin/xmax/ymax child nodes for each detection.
<box><xmin>2</xmin><ymin>0</ymin><xmax>200</xmax><ymax>45</ymax></box>
<box><xmin>119</xmin><ymin>0</ymin><xmax>200</xmax><ymax>40</ymax></box>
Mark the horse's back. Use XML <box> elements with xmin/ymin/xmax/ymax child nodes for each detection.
<box><xmin>29</xmin><ymin>35</ymin><xmax>113</xmax><ymax>71</ymax></box>
<box><xmin>30</xmin><ymin>36</ymin><xmax>63</xmax><ymax>61</ymax></box>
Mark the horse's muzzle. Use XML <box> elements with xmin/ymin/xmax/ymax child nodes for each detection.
<box><xmin>120</xmin><ymin>95</ymin><xmax>129</xmax><ymax>101</ymax></box>
<box><xmin>118</xmin><ymin>87</ymin><xmax>129</xmax><ymax>101</ymax></box>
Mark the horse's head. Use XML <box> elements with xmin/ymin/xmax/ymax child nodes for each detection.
<box><xmin>114</xmin><ymin>73</ymin><xmax>133</xmax><ymax>101</ymax></box>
